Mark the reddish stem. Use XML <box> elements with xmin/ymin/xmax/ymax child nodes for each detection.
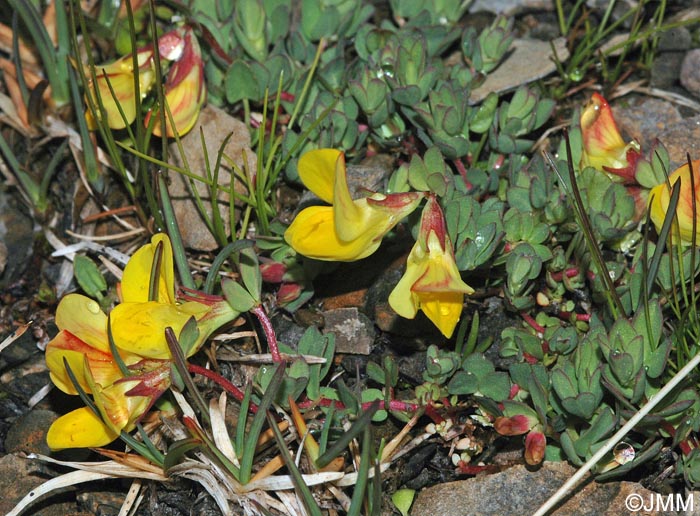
<box><xmin>187</xmin><ymin>363</ymin><xmax>258</xmax><ymax>413</ymax></box>
<box><xmin>521</xmin><ymin>312</ymin><xmax>546</xmax><ymax>335</ymax></box>
<box><xmin>557</xmin><ymin>311</ymin><xmax>591</xmax><ymax>323</ymax></box>
<box><xmin>297</xmin><ymin>396</ymin><xmax>421</xmax><ymax>413</ymax></box>
<box><xmin>251</xmin><ymin>305</ymin><xmax>282</xmax><ymax>363</ymax></box>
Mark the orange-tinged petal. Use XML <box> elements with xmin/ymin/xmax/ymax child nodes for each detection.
<box><xmin>121</xmin><ymin>233</ymin><xmax>175</xmax><ymax>304</ymax></box>
<box><xmin>298</xmin><ymin>149</ymin><xmax>342</xmax><ymax>204</ymax></box>
<box><xmin>110</xmin><ymin>301</ymin><xmax>209</xmax><ymax>358</ymax></box>
<box><xmin>148</xmin><ymin>29</ymin><xmax>205</xmax><ymax>137</ymax></box>
<box><xmin>46</xmin><ymin>330</ymin><xmax>124</xmax><ymax>394</ymax></box>
<box><xmin>284</xmin><ymin>205</ymin><xmax>382</xmax><ymax>261</ymax></box>
<box><xmin>579</xmin><ymin>93</ymin><xmax>641</xmax><ymax>181</ymax></box>
<box><xmin>649</xmin><ymin>160</ymin><xmax>700</xmax><ymax>244</ymax></box>
<box><xmin>580</xmin><ymin>93</ymin><xmax>626</xmax><ymax>157</ymax></box>
<box><xmin>55</xmin><ymin>294</ymin><xmax>109</xmax><ymax>352</ymax></box>
<box><xmin>47</xmin><ymin>406</ymin><xmax>120</xmax><ymax>450</ymax></box>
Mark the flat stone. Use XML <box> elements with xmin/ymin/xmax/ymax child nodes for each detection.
<box><xmin>0</xmin><ymin>453</ymin><xmax>86</xmax><ymax>516</ymax></box>
<box><xmin>612</xmin><ymin>96</ymin><xmax>682</xmax><ymax>152</ymax></box>
<box><xmin>412</xmin><ymin>462</ymin><xmax>671</xmax><ymax>516</ymax></box>
<box><xmin>4</xmin><ymin>409</ymin><xmax>58</xmax><ymax>456</ymax></box>
<box><xmin>322</xmin><ymin>307</ymin><xmax>375</xmax><ymax>355</ymax></box>
<box><xmin>168</xmin><ymin>104</ymin><xmax>254</xmax><ymax>251</ymax></box>
<box><xmin>469</xmin><ymin>0</ymin><xmax>552</xmax><ymax>15</ymax></box>
<box><xmin>681</xmin><ymin>49</ymin><xmax>700</xmax><ymax>98</ymax></box>
<box><xmin>658</xmin><ymin>115</ymin><xmax>700</xmax><ymax>170</ymax></box>
<box><xmin>0</xmin><ymin>188</ymin><xmax>33</xmax><ymax>288</ymax></box>
<box><xmin>470</xmin><ymin>38</ymin><xmax>569</xmax><ymax>105</ymax></box>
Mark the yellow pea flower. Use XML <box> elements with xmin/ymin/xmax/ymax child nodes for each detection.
<box><xmin>649</xmin><ymin>160</ymin><xmax>700</xmax><ymax>244</ymax></box>
<box><xmin>45</xmin><ymin>293</ymin><xmax>168</xmax><ymax>449</ymax></box>
<box><xmin>388</xmin><ymin>195</ymin><xmax>474</xmax><ymax>338</ymax></box>
<box><xmin>580</xmin><ymin>92</ymin><xmax>641</xmax><ymax>183</ymax></box>
<box><xmin>284</xmin><ymin>149</ymin><xmax>424</xmax><ymax>261</ymax></box>
<box><xmin>146</xmin><ymin>27</ymin><xmax>206</xmax><ymax>137</ymax></box>
<box><xmin>85</xmin><ymin>47</ymin><xmax>155</xmax><ymax>130</ymax></box>
<box><xmin>46</xmin><ymin>234</ymin><xmax>238</xmax><ymax>449</ymax></box>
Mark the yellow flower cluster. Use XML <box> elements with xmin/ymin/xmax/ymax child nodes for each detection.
<box><xmin>46</xmin><ymin>234</ymin><xmax>237</xmax><ymax>449</ymax></box>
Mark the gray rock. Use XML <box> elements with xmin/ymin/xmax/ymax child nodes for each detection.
<box><xmin>612</xmin><ymin>96</ymin><xmax>682</xmax><ymax>151</ymax></box>
<box><xmin>168</xmin><ymin>105</ymin><xmax>254</xmax><ymax>251</ymax></box>
<box><xmin>681</xmin><ymin>49</ymin><xmax>700</xmax><ymax>98</ymax></box>
<box><xmin>0</xmin><ymin>188</ymin><xmax>34</xmax><ymax>288</ymax></box>
<box><xmin>0</xmin><ymin>453</ymin><xmax>85</xmax><ymax>516</ymax></box>
<box><xmin>650</xmin><ymin>27</ymin><xmax>692</xmax><ymax>89</ymax></box>
<box><xmin>412</xmin><ymin>462</ymin><xmax>672</xmax><ymax>516</ymax></box>
<box><xmin>322</xmin><ymin>307</ymin><xmax>375</xmax><ymax>354</ymax></box>
<box><xmin>4</xmin><ymin>409</ymin><xmax>58</xmax><ymax>456</ymax></box>
<box><xmin>658</xmin><ymin>114</ymin><xmax>700</xmax><ymax>170</ymax></box>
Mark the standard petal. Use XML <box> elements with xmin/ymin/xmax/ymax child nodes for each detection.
<box><xmin>55</xmin><ymin>294</ymin><xmax>109</xmax><ymax>352</ymax></box>
<box><xmin>580</xmin><ymin>93</ymin><xmax>626</xmax><ymax>158</ymax></box>
<box><xmin>121</xmin><ymin>233</ymin><xmax>175</xmax><ymax>304</ymax></box>
<box><xmin>110</xmin><ymin>301</ymin><xmax>208</xmax><ymax>358</ymax></box>
<box><xmin>148</xmin><ymin>28</ymin><xmax>205</xmax><ymax>137</ymax></box>
<box><xmin>284</xmin><ymin>205</ymin><xmax>382</xmax><ymax>261</ymax></box>
<box><xmin>46</xmin><ymin>406</ymin><xmax>120</xmax><ymax>450</ymax></box>
<box><xmin>298</xmin><ymin>149</ymin><xmax>342</xmax><ymax>204</ymax></box>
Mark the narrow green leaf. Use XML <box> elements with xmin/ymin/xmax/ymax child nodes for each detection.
<box><xmin>316</xmin><ymin>400</ymin><xmax>379</xmax><ymax>469</ymax></box>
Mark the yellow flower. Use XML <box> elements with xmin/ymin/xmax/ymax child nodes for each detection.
<box><xmin>85</xmin><ymin>47</ymin><xmax>155</xmax><ymax>130</ymax></box>
<box><xmin>580</xmin><ymin>92</ymin><xmax>641</xmax><ymax>183</ymax></box>
<box><xmin>284</xmin><ymin>149</ymin><xmax>424</xmax><ymax>261</ymax></box>
<box><xmin>110</xmin><ymin>234</ymin><xmax>236</xmax><ymax>359</ymax></box>
<box><xmin>649</xmin><ymin>160</ymin><xmax>700</xmax><ymax>244</ymax></box>
<box><xmin>388</xmin><ymin>195</ymin><xmax>474</xmax><ymax>338</ymax></box>
<box><xmin>45</xmin><ymin>293</ymin><xmax>167</xmax><ymax>449</ymax></box>
<box><xmin>46</xmin><ymin>234</ymin><xmax>238</xmax><ymax>449</ymax></box>
<box><xmin>146</xmin><ymin>27</ymin><xmax>206</xmax><ymax>137</ymax></box>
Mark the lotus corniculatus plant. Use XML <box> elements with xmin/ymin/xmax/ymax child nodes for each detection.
<box><xmin>284</xmin><ymin>149</ymin><xmax>424</xmax><ymax>261</ymax></box>
<box><xmin>388</xmin><ymin>195</ymin><xmax>474</xmax><ymax>338</ymax></box>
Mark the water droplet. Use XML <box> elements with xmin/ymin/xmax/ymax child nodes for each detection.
<box><xmin>86</xmin><ymin>300</ymin><xmax>101</xmax><ymax>314</ymax></box>
<box><xmin>568</xmin><ymin>69</ymin><xmax>583</xmax><ymax>82</ymax></box>
<box><xmin>440</xmin><ymin>305</ymin><xmax>451</xmax><ymax>316</ymax></box>
<box><xmin>613</xmin><ymin>442</ymin><xmax>635</xmax><ymax>465</ymax></box>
